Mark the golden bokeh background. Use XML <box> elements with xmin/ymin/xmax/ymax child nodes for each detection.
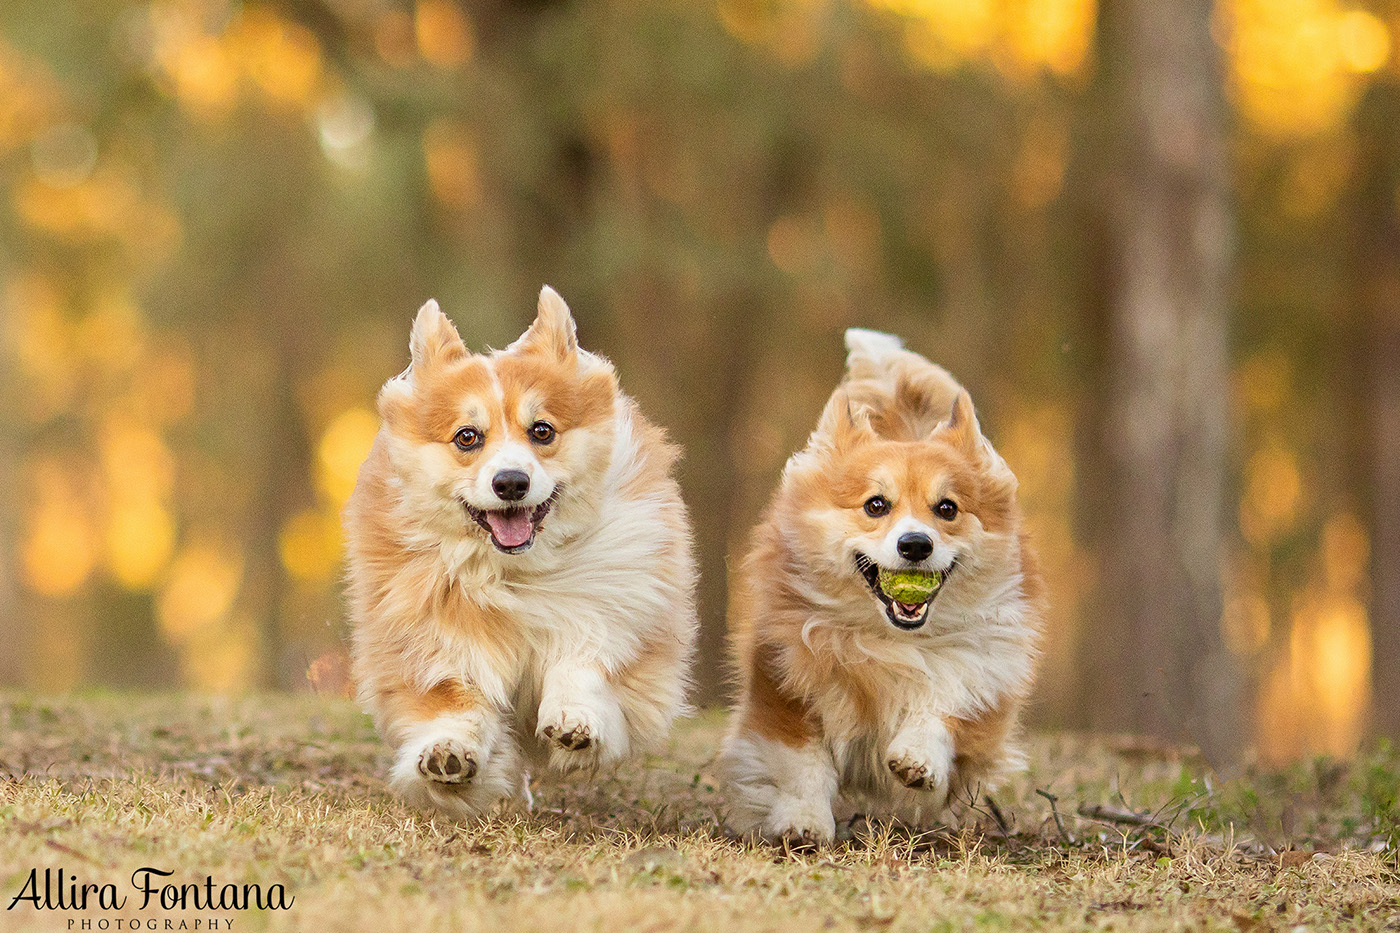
<box><xmin>1</xmin><ymin>0</ymin><xmax>1395</xmax><ymax>762</ymax></box>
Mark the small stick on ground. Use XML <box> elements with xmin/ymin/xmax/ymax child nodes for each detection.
<box><xmin>1036</xmin><ymin>789</ymin><xmax>1074</xmax><ymax>846</ymax></box>
<box><xmin>984</xmin><ymin>794</ymin><xmax>1013</xmax><ymax>838</ymax></box>
<box><xmin>1077</xmin><ymin>803</ymin><xmax>1159</xmax><ymax>828</ymax></box>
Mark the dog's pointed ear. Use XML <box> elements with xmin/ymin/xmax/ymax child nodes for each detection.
<box><xmin>941</xmin><ymin>390</ymin><xmax>981</xmax><ymax>455</ymax></box>
<box><xmin>936</xmin><ymin>390</ymin><xmax>1017</xmax><ymax>488</ymax></box>
<box><xmin>815</xmin><ymin>389</ymin><xmax>876</xmax><ymax>452</ymax></box>
<box><xmin>942</xmin><ymin>389</ymin><xmax>1020</xmax><ymax>501</ymax></box>
<box><xmin>513</xmin><ymin>285</ymin><xmax>578</xmax><ymax>360</ymax></box>
<box><xmin>409</xmin><ymin>299</ymin><xmax>467</xmax><ymax>369</ymax></box>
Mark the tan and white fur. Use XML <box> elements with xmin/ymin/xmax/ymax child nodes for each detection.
<box><xmin>719</xmin><ymin>329</ymin><xmax>1043</xmax><ymax>844</ymax></box>
<box><xmin>345</xmin><ymin>287</ymin><xmax>697</xmax><ymax>820</ymax></box>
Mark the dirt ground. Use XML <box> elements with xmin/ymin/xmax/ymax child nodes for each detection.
<box><xmin>1</xmin><ymin>692</ymin><xmax>1396</xmax><ymax>932</ymax></box>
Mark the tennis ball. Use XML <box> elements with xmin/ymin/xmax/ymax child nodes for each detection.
<box><xmin>877</xmin><ymin>568</ymin><xmax>942</xmax><ymax>604</ymax></box>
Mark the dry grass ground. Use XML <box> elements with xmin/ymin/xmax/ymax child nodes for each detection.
<box><xmin>1</xmin><ymin>693</ymin><xmax>1397</xmax><ymax>932</ymax></box>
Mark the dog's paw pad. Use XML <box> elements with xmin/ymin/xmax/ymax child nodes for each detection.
<box><xmin>418</xmin><ymin>741</ymin><xmax>477</xmax><ymax>784</ymax></box>
<box><xmin>541</xmin><ymin>722</ymin><xmax>592</xmax><ymax>751</ymax></box>
<box><xmin>888</xmin><ymin>756</ymin><xmax>930</xmax><ymax>790</ymax></box>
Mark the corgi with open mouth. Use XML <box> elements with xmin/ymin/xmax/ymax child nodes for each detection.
<box><xmin>719</xmin><ymin>329</ymin><xmax>1043</xmax><ymax>844</ymax></box>
<box><xmin>345</xmin><ymin>288</ymin><xmax>697</xmax><ymax>820</ymax></box>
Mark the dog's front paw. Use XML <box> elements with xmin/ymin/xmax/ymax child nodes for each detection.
<box><xmin>418</xmin><ymin>738</ymin><xmax>478</xmax><ymax>784</ymax></box>
<box><xmin>886</xmin><ymin>737</ymin><xmax>952</xmax><ymax>804</ymax></box>
<box><xmin>389</xmin><ymin>716</ymin><xmax>517</xmax><ymax>821</ymax></box>
<box><xmin>887</xmin><ymin>753</ymin><xmax>935</xmax><ymax>789</ymax></box>
<box><xmin>536</xmin><ymin>693</ymin><xmax>629</xmax><ymax>767</ymax></box>
<box><xmin>539</xmin><ymin>717</ymin><xmax>592</xmax><ymax>751</ymax></box>
<box><xmin>538</xmin><ymin>708</ymin><xmax>599</xmax><ymax>753</ymax></box>
<box><xmin>761</xmin><ymin>798</ymin><xmax>836</xmax><ymax>848</ymax></box>
<box><xmin>536</xmin><ymin>666</ymin><xmax>631</xmax><ymax>768</ymax></box>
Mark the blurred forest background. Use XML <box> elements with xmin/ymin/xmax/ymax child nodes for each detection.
<box><xmin>1</xmin><ymin>0</ymin><xmax>1397</xmax><ymax>764</ymax></box>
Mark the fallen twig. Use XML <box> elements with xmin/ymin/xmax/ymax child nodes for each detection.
<box><xmin>1077</xmin><ymin>803</ymin><xmax>1158</xmax><ymax>827</ymax></box>
<box><xmin>1037</xmin><ymin>789</ymin><xmax>1074</xmax><ymax>846</ymax></box>
<box><xmin>984</xmin><ymin>794</ymin><xmax>1013</xmax><ymax>837</ymax></box>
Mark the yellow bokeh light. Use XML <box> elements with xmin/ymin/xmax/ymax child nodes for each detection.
<box><xmin>1006</xmin><ymin>0</ymin><xmax>1094</xmax><ymax>75</ymax></box>
<box><xmin>279</xmin><ymin>509</ymin><xmax>343</xmax><ymax>582</ymax></box>
<box><xmin>1225</xmin><ymin>0</ymin><xmax>1387</xmax><ymax>136</ymax></box>
<box><xmin>317</xmin><ymin>406</ymin><xmax>379</xmax><ymax>506</ymax></box>
<box><xmin>170</xmin><ymin>33</ymin><xmax>239</xmax><ymax>116</ymax></box>
<box><xmin>5</xmin><ymin>270</ymin><xmax>63</xmax><ymax>363</ymax></box>
<box><xmin>865</xmin><ymin>0</ymin><xmax>1092</xmax><ymax>75</ymax></box>
<box><xmin>374</xmin><ymin>10</ymin><xmax>417</xmax><ymax>67</ymax></box>
<box><xmin>21</xmin><ymin>473</ymin><xmax>97</xmax><ymax>597</ymax></box>
<box><xmin>716</xmin><ymin>0</ymin><xmax>763</xmax><ymax>44</ymax></box>
<box><xmin>77</xmin><ymin>292</ymin><xmax>147</xmax><ymax>371</ymax></box>
<box><xmin>16</xmin><ymin>168</ymin><xmax>134</xmax><ymax>238</ymax></box>
<box><xmin>1337</xmin><ymin>9</ymin><xmax>1390</xmax><ymax>73</ymax></box>
<box><xmin>158</xmin><ymin>538</ymin><xmax>244</xmax><ymax>640</ymax></box>
<box><xmin>422</xmin><ymin>119</ymin><xmax>482</xmax><ymax>210</ymax></box>
<box><xmin>415</xmin><ymin>0</ymin><xmax>474</xmax><ymax>69</ymax></box>
<box><xmin>13</xmin><ymin>165</ymin><xmax>180</xmax><ymax>258</ymax></box>
<box><xmin>101</xmin><ymin>416</ymin><xmax>175</xmax><ymax>502</ymax></box>
<box><xmin>1282</xmin><ymin>590</ymin><xmax>1371</xmax><ymax>756</ymax></box>
<box><xmin>883</xmin><ymin>0</ymin><xmax>997</xmax><ymax>57</ymax></box>
<box><xmin>5</xmin><ymin>271</ymin><xmax>78</xmax><ymax>422</ymax></box>
<box><xmin>1000</xmin><ymin>407</ymin><xmax>1074</xmax><ymax>505</ymax></box>
<box><xmin>1240</xmin><ymin>444</ymin><xmax>1301</xmax><ymax>545</ymax></box>
<box><xmin>232</xmin><ymin>10</ymin><xmax>323</xmax><ymax>108</ymax></box>
<box><xmin>1262</xmin><ymin>519</ymin><xmax>1373</xmax><ymax>762</ymax></box>
<box><xmin>0</xmin><ymin>43</ymin><xmax>58</xmax><ymax>156</ymax></box>
<box><xmin>106</xmin><ymin>496</ymin><xmax>176</xmax><ymax>591</ymax></box>
<box><xmin>1322</xmin><ymin>512</ymin><xmax>1369</xmax><ymax>591</ymax></box>
<box><xmin>1311</xmin><ymin>598</ymin><xmax>1370</xmax><ymax>725</ymax></box>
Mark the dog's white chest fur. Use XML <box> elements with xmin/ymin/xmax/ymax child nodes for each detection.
<box><xmin>803</xmin><ymin>591</ymin><xmax>1036</xmax><ymax>737</ymax></box>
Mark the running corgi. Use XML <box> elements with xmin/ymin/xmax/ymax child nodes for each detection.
<box><xmin>345</xmin><ymin>288</ymin><xmax>697</xmax><ymax>819</ymax></box>
<box><xmin>720</xmin><ymin>329</ymin><xmax>1043</xmax><ymax>844</ymax></box>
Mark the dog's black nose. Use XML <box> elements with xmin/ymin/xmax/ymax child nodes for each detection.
<box><xmin>491</xmin><ymin>470</ymin><xmax>530</xmax><ymax>502</ymax></box>
<box><xmin>896</xmin><ymin>532</ymin><xmax>933</xmax><ymax>562</ymax></box>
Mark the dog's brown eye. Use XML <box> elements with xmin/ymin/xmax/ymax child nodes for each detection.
<box><xmin>864</xmin><ymin>496</ymin><xmax>890</xmax><ymax>517</ymax></box>
<box><xmin>934</xmin><ymin>499</ymin><xmax>958</xmax><ymax>521</ymax></box>
<box><xmin>529</xmin><ymin>421</ymin><xmax>556</xmax><ymax>444</ymax></box>
<box><xmin>453</xmin><ymin>427</ymin><xmax>483</xmax><ymax>451</ymax></box>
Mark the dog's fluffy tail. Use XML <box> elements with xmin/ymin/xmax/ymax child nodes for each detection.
<box><xmin>844</xmin><ymin>328</ymin><xmax>905</xmax><ymax>379</ymax></box>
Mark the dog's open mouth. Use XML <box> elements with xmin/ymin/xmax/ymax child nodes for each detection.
<box><xmin>855</xmin><ymin>553</ymin><xmax>954</xmax><ymax>630</ymax></box>
<box><xmin>464</xmin><ymin>491</ymin><xmax>559</xmax><ymax>553</ymax></box>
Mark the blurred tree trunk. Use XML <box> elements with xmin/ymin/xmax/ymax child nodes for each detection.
<box><xmin>1353</xmin><ymin>70</ymin><xmax>1400</xmax><ymax>740</ymax></box>
<box><xmin>1080</xmin><ymin>0</ymin><xmax>1241</xmax><ymax>763</ymax></box>
<box><xmin>242</xmin><ymin>341</ymin><xmax>311</xmax><ymax>690</ymax></box>
<box><xmin>683</xmin><ymin>288</ymin><xmax>769</xmax><ymax>706</ymax></box>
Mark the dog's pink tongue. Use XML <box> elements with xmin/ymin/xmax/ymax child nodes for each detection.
<box><xmin>485</xmin><ymin>510</ymin><xmax>533</xmax><ymax>548</ymax></box>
